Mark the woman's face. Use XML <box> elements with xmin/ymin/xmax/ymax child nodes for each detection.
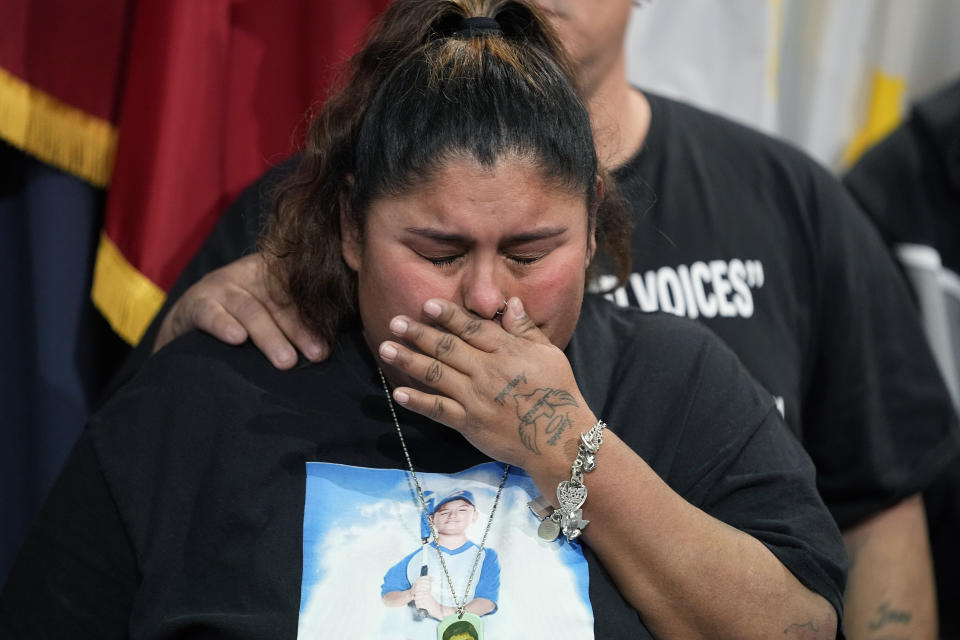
<box><xmin>342</xmin><ymin>155</ymin><xmax>595</xmax><ymax>376</ymax></box>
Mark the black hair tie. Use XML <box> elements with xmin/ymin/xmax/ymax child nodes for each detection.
<box><xmin>454</xmin><ymin>16</ymin><xmax>502</xmax><ymax>37</ymax></box>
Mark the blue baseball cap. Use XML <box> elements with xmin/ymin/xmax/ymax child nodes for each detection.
<box><xmin>430</xmin><ymin>490</ymin><xmax>476</xmax><ymax>515</ymax></box>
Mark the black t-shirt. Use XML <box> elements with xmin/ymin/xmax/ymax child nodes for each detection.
<box><xmin>844</xmin><ymin>79</ymin><xmax>960</xmax><ymax>274</ymax></box>
<box><xmin>602</xmin><ymin>92</ymin><xmax>960</xmax><ymax>530</ymax></box>
<box><xmin>107</xmin><ymin>92</ymin><xmax>960</xmax><ymax>533</ymax></box>
<box><xmin>844</xmin><ymin>78</ymin><xmax>960</xmax><ymax>637</ymax></box>
<box><xmin>1</xmin><ymin>296</ymin><xmax>846</xmax><ymax>638</ymax></box>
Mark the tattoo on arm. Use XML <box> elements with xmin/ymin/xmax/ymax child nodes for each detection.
<box><xmin>512</xmin><ymin>387</ymin><xmax>578</xmax><ymax>454</ymax></box>
<box><xmin>494</xmin><ymin>373</ymin><xmax>526</xmax><ymax>405</ymax></box>
<box><xmin>868</xmin><ymin>602</ymin><xmax>912</xmax><ymax>631</ymax></box>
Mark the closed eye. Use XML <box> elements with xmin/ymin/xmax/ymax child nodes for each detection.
<box><xmin>507</xmin><ymin>254</ymin><xmax>544</xmax><ymax>265</ymax></box>
<box><xmin>502</xmin><ymin>233</ymin><xmax>562</xmax><ymax>267</ymax></box>
<box><xmin>418</xmin><ymin>253</ymin><xmax>462</xmax><ymax>268</ymax></box>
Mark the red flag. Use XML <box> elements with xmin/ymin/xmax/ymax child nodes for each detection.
<box><xmin>0</xmin><ymin>0</ymin><xmax>131</xmax><ymax>186</ymax></box>
<box><xmin>92</xmin><ymin>0</ymin><xmax>389</xmax><ymax>345</ymax></box>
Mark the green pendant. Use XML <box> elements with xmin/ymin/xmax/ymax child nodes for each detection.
<box><xmin>437</xmin><ymin>612</ymin><xmax>483</xmax><ymax>640</ymax></box>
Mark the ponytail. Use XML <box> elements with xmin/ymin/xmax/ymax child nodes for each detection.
<box><xmin>261</xmin><ymin>0</ymin><xmax>630</xmax><ymax>345</ymax></box>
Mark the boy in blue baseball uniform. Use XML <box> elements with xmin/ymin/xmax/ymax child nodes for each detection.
<box><xmin>381</xmin><ymin>490</ymin><xmax>500</xmax><ymax>623</ymax></box>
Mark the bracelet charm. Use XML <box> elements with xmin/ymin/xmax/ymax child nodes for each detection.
<box><xmin>537</xmin><ymin>516</ymin><xmax>561</xmax><ymax>541</ymax></box>
<box><xmin>531</xmin><ymin>420</ymin><xmax>606</xmax><ymax>542</ymax></box>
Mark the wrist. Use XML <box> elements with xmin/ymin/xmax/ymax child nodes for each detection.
<box><xmin>525</xmin><ymin>409</ymin><xmax>598</xmax><ymax>500</ymax></box>
<box><xmin>528</xmin><ymin>418</ymin><xmax>607</xmax><ymax>543</ymax></box>
<box><xmin>438</xmin><ymin>603</ymin><xmax>456</xmax><ymax>619</ymax></box>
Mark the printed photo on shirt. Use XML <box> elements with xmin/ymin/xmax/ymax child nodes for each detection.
<box><xmin>298</xmin><ymin>462</ymin><xmax>594</xmax><ymax>639</ymax></box>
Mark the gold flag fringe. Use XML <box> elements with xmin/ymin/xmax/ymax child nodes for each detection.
<box><xmin>92</xmin><ymin>231</ymin><xmax>167</xmax><ymax>346</ymax></box>
<box><xmin>0</xmin><ymin>67</ymin><xmax>117</xmax><ymax>187</ymax></box>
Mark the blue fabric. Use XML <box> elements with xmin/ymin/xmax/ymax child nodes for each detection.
<box><xmin>0</xmin><ymin>142</ymin><xmax>123</xmax><ymax>582</ymax></box>
<box><xmin>472</xmin><ymin>548</ymin><xmax>499</xmax><ymax>605</ymax></box>
<box><xmin>379</xmin><ymin>542</ymin><xmax>500</xmax><ymax>606</ymax></box>
<box><xmin>0</xmin><ymin>143</ymin><xmax>34</xmax><ymax>586</ymax></box>
<box><xmin>380</xmin><ymin>547</ymin><xmax>422</xmax><ymax>596</ymax></box>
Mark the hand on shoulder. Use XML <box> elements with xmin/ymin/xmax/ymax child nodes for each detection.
<box><xmin>153</xmin><ymin>253</ymin><xmax>328</xmax><ymax>368</ymax></box>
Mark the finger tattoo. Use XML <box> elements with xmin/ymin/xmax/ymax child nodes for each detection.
<box><xmin>461</xmin><ymin>318</ymin><xmax>482</xmax><ymax>338</ymax></box>
<box><xmin>431</xmin><ymin>396</ymin><xmax>445</xmax><ymax>418</ymax></box>
<box><xmin>436</xmin><ymin>334</ymin><xmax>455</xmax><ymax>358</ymax></box>
<box><xmin>426</xmin><ymin>361</ymin><xmax>443</xmax><ymax>384</ymax></box>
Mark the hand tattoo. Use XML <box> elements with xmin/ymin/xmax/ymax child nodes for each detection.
<box><xmin>513</xmin><ymin>388</ymin><xmax>578</xmax><ymax>454</ymax></box>
<box><xmin>546</xmin><ymin>413</ymin><xmax>573</xmax><ymax>446</ymax></box>
<box><xmin>494</xmin><ymin>373</ymin><xmax>526</xmax><ymax>405</ymax></box>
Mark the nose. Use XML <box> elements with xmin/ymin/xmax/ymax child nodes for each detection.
<box><xmin>461</xmin><ymin>260</ymin><xmax>507</xmax><ymax>320</ymax></box>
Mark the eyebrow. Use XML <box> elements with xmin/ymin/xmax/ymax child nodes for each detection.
<box><xmin>404</xmin><ymin>226</ymin><xmax>568</xmax><ymax>244</ymax></box>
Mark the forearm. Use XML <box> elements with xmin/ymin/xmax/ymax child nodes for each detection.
<box><xmin>419</xmin><ymin>598</ymin><xmax>494</xmax><ymax>619</ymax></box>
<box><xmin>842</xmin><ymin>494</ymin><xmax>936</xmax><ymax>640</ymax></box>
<box><xmin>527</xmin><ymin>428</ymin><xmax>837</xmax><ymax>640</ymax></box>
<box><xmin>382</xmin><ymin>589</ymin><xmax>414</xmax><ymax>607</ymax></box>
<box><xmin>464</xmin><ymin>598</ymin><xmax>496</xmax><ymax>616</ymax></box>
<box><xmin>377</xmin><ymin>299</ymin><xmax>840</xmax><ymax>637</ymax></box>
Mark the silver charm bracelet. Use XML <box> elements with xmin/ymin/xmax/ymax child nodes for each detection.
<box><xmin>534</xmin><ymin>420</ymin><xmax>606</xmax><ymax>542</ymax></box>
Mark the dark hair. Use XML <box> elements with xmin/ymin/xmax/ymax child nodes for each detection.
<box><xmin>442</xmin><ymin>619</ymin><xmax>480</xmax><ymax>640</ymax></box>
<box><xmin>261</xmin><ymin>0</ymin><xmax>631</xmax><ymax>345</ymax></box>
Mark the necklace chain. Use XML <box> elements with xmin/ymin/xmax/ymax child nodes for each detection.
<box><xmin>378</xmin><ymin>368</ymin><xmax>509</xmax><ymax>618</ymax></box>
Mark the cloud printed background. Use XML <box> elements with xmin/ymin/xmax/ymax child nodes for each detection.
<box><xmin>298</xmin><ymin>462</ymin><xmax>594</xmax><ymax>640</ymax></box>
